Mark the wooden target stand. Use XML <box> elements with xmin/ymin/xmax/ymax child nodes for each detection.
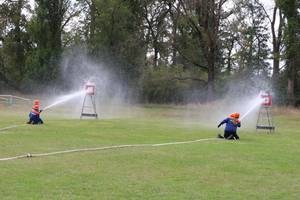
<box><xmin>80</xmin><ymin>83</ymin><xmax>98</xmax><ymax>119</ymax></box>
<box><xmin>256</xmin><ymin>93</ymin><xmax>275</xmax><ymax>133</ymax></box>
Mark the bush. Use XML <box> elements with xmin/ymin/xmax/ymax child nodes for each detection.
<box><xmin>141</xmin><ymin>65</ymin><xmax>207</xmax><ymax>103</ymax></box>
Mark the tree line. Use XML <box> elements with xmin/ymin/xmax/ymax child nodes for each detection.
<box><xmin>0</xmin><ymin>0</ymin><xmax>299</xmax><ymax>105</ymax></box>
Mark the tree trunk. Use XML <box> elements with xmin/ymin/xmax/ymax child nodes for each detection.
<box><xmin>171</xmin><ymin>26</ymin><xmax>177</xmax><ymax>65</ymax></box>
<box><xmin>287</xmin><ymin>79</ymin><xmax>295</xmax><ymax>105</ymax></box>
<box><xmin>89</xmin><ymin>0</ymin><xmax>96</xmax><ymax>41</ymax></box>
<box><xmin>207</xmin><ymin>48</ymin><xmax>215</xmax><ymax>101</ymax></box>
<box><xmin>154</xmin><ymin>42</ymin><xmax>158</xmax><ymax>67</ymax></box>
<box><xmin>227</xmin><ymin>39</ymin><xmax>234</xmax><ymax>75</ymax></box>
<box><xmin>15</xmin><ymin>0</ymin><xmax>25</xmax><ymax>85</ymax></box>
<box><xmin>271</xmin><ymin>6</ymin><xmax>283</xmax><ymax>94</ymax></box>
<box><xmin>278</xmin><ymin>0</ymin><xmax>298</xmax><ymax>106</ymax></box>
<box><xmin>272</xmin><ymin>47</ymin><xmax>280</xmax><ymax>89</ymax></box>
<box><xmin>287</xmin><ymin>59</ymin><xmax>296</xmax><ymax>105</ymax></box>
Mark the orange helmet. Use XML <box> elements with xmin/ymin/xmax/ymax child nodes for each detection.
<box><xmin>32</xmin><ymin>105</ymin><xmax>39</xmax><ymax>110</ymax></box>
<box><xmin>33</xmin><ymin>99</ymin><xmax>40</xmax><ymax>105</ymax></box>
<box><xmin>230</xmin><ymin>112</ymin><xmax>240</xmax><ymax>119</ymax></box>
<box><xmin>234</xmin><ymin>113</ymin><xmax>240</xmax><ymax>119</ymax></box>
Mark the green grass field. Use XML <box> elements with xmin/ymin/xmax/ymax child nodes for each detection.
<box><xmin>0</xmin><ymin>104</ymin><xmax>300</xmax><ymax>199</ymax></box>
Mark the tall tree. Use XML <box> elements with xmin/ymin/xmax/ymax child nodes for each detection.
<box><xmin>166</xmin><ymin>0</ymin><xmax>181</xmax><ymax>66</ymax></box>
<box><xmin>0</xmin><ymin>0</ymin><xmax>30</xmax><ymax>88</ymax></box>
<box><xmin>255</xmin><ymin>0</ymin><xmax>284</xmax><ymax>94</ymax></box>
<box><xmin>278</xmin><ymin>0</ymin><xmax>300</xmax><ymax>105</ymax></box>
<box><xmin>26</xmin><ymin>0</ymin><xmax>71</xmax><ymax>83</ymax></box>
<box><xmin>76</xmin><ymin>0</ymin><xmax>146</xmax><ymax>86</ymax></box>
<box><xmin>177</xmin><ymin>0</ymin><xmax>231</xmax><ymax>100</ymax></box>
<box><xmin>142</xmin><ymin>0</ymin><xmax>169</xmax><ymax>67</ymax></box>
<box><xmin>232</xmin><ymin>0</ymin><xmax>271</xmax><ymax>77</ymax></box>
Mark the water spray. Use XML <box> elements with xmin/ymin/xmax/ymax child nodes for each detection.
<box><xmin>42</xmin><ymin>90</ymin><xmax>86</xmax><ymax>111</ymax></box>
<box><xmin>239</xmin><ymin>92</ymin><xmax>264</xmax><ymax>121</ymax></box>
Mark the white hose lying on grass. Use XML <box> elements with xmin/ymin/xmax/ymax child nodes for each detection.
<box><xmin>0</xmin><ymin>138</ymin><xmax>220</xmax><ymax>161</ymax></box>
<box><xmin>0</xmin><ymin>124</ymin><xmax>26</xmax><ymax>132</ymax></box>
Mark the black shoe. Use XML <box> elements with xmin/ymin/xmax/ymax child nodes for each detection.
<box><xmin>217</xmin><ymin>134</ymin><xmax>224</xmax><ymax>139</ymax></box>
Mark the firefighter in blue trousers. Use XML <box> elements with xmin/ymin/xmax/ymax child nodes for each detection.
<box><xmin>27</xmin><ymin>100</ymin><xmax>43</xmax><ymax>125</ymax></box>
<box><xmin>217</xmin><ymin>113</ymin><xmax>241</xmax><ymax>140</ymax></box>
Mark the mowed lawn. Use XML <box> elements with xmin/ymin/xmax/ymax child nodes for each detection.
<box><xmin>0</xmin><ymin>104</ymin><xmax>300</xmax><ymax>199</ymax></box>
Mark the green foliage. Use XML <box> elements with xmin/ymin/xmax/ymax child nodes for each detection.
<box><xmin>176</xmin><ymin>15</ymin><xmax>207</xmax><ymax>70</ymax></box>
<box><xmin>0</xmin><ymin>0</ymin><xmax>299</xmax><ymax>105</ymax></box>
<box><xmin>0</xmin><ymin>0</ymin><xmax>30</xmax><ymax>88</ymax></box>
<box><xmin>23</xmin><ymin>0</ymin><xmax>65</xmax><ymax>85</ymax></box>
<box><xmin>84</xmin><ymin>0</ymin><xmax>145</xmax><ymax>86</ymax></box>
<box><xmin>25</xmin><ymin>49</ymin><xmax>59</xmax><ymax>82</ymax></box>
<box><xmin>278</xmin><ymin>0</ymin><xmax>300</xmax><ymax>105</ymax></box>
<box><xmin>142</xmin><ymin>65</ymin><xmax>206</xmax><ymax>103</ymax></box>
<box><xmin>279</xmin><ymin>0</ymin><xmax>298</xmax><ymax>57</ymax></box>
<box><xmin>228</xmin><ymin>0</ymin><xmax>271</xmax><ymax>76</ymax></box>
<box><xmin>88</xmin><ymin>0</ymin><xmax>131</xmax><ymax>49</ymax></box>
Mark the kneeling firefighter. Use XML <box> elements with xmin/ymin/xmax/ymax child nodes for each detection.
<box><xmin>27</xmin><ymin>100</ymin><xmax>44</xmax><ymax>125</ymax></box>
<box><xmin>217</xmin><ymin>113</ymin><xmax>241</xmax><ymax>140</ymax></box>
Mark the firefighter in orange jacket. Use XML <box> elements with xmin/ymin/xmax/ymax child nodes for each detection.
<box><xmin>27</xmin><ymin>100</ymin><xmax>43</xmax><ymax>124</ymax></box>
<box><xmin>217</xmin><ymin>113</ymin><xmax>241</xmax><ymax>140</ymax></box>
